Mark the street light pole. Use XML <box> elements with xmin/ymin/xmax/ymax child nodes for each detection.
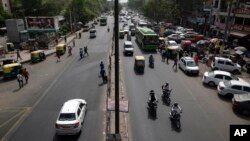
<box><xmin>69</xmin><ymin>10</ymin><xmax>73</xmax><ymax>32</ymax></box>
<box><xmin>114</xmin><ymin>0</ymin><xmax>120</xmax><ymax>134</ymax></box>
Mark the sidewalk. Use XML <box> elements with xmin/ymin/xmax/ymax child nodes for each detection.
<box><xmin>4</xmin><ymin>31</ymin><xmax>80</xmax><ymax>64</ymax></box>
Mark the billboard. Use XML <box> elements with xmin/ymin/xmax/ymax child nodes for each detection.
<box><xmin>26</xmin><ymin>17</ymin><xmax>59</xmax><ymax>32</ymax></box>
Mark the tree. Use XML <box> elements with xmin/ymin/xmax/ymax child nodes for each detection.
<box><xmin>143</xmin><ymin>0</ymin><xmax>180</xmax><ymax>23</ymax></box>
<box><xmin>0</xmin><ymin>6</ymin><xmax>11</xmax><ymax>26</ymax></box>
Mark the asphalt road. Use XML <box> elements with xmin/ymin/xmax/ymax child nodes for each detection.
<box><xmin>7</xmin><ymin>16</ymin><xmax>113</xmax><ymax>141</ymax></box>
<box><xmin>119</xmin><ymin>24</ymin><xmax>250</xmax><ymax>141</ymax></box>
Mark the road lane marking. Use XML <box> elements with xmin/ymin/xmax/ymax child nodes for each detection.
<box><xmin>1</xmin><ymin>107</ymin><xmax>32</xmax><ymax>141</ymax></box>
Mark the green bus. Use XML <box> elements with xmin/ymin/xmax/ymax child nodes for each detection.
<box><xmin>100</xmin><ymin>17</ymin><xmax>107</xmax><ymax>26</ymax></box>
<box><xmin>135</xmin><ymin>27</ymin><xmax>159</xmax><ymax>50</ymax></box>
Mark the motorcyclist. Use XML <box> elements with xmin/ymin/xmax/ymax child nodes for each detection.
<box><xmin>80</xmin><ymin>48</ymin><xmax>83</xmax><ymax>59</ymax></box>
<box><xmin>149</xmin><ymin>54</ymin><xmax>154</xmax><ymax>64</ymax></box>
<box><xmin>162</xmin><ymin>82</ymin><xmax>171</xmax><ymax>93</ymax></box>
<box><xmin>170</xmin><ymin>103</ymin><xmax>182</xmax><ymax>118</ymax></box>
<box><xmin>107</xmin><ymin>26</ymin><xmax>110</xmax><ymax>32</ymax></box>
<box><xmin>148</xmin><ymin>90</ymin><xmax>157</xmax><ymax>103</ymax></box>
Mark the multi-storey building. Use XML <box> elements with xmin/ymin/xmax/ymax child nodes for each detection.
<box><xmin>210</xmin><ymin>0</ymin><xmax>250</xmax><ymax>43</ymax></box>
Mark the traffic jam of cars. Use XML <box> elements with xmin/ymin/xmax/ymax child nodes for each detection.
<box><xmin>119</xmin><ymin>9</ymin><xmax>250</xmax><ymax>116</ymax></box>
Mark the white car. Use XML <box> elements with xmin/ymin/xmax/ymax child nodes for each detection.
<box><xmin>211</xmin><ymin>57</ymin><xmax>241</xmax><ymax>74</ymax></box>
<box><xmin>123</xmin><ymin>41</ymin><xmax>134</xmax><ymax>56</ymax></box>
<box><xmin>217</xmin><ymin>80</ymin><xmax>250</xmax><ymax>96</ymax></box>
<box><xmin>179</xmin><ymin>57</ymin><xmax>199</xmax><ymax>75</ymax></box>
<box><xmin>202</xmin><ymin>70</ymin><xmax>244</xmax><ymax>87</ymax></box>
<box><xmin>55</xmin><ymin>99</ymin><xmax>87</xmax><ymax>135</ymax></box>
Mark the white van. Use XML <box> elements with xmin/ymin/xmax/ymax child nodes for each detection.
<box><xmin>123</xmin><ymin>41</ymin><xmax>134</xmax><ymax>56</ymax></box>
<box><xmin>89</xmin><ymin>29</ymin><xmax>96</xmax><ymax>38</ymax></box>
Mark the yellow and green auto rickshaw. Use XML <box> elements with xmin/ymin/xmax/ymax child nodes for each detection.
<box><xmin>31</xmin><ymin>50</ymin><xmax>46</xmax><ymax>63</ymax></box>
<box><xmin>119</xmin><ymin>30</ymin><xmax>125</xmax><ymax>39</ymax></box>
<box><xmin>134</xmin><ymin>56</ymin><xmax>145</xmax><ymax>73</ymax></box>
<box><xmin>3</xmin><ymin>63</ymin><xmax>22</xmax><ymax>79</ymax></box>
<box><xmin>56</xmin><ymin>43</ymin><xmax>66</xmax><ymax>55</ymax></box>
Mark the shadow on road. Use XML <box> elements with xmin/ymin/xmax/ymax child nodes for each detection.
<box><xmin>53</xmin><ymin>133</ymin><xmax>80</xmax><ymax>141</ymax></box>
<box><xmin>147</xmin><ymin>108</ymin><xmax>157</xmax><ymax>120</ymax></box>
<box><xmin>170</xmin><ymin>120</ymin><xmax>182</xmax><ymax>133</ymax></box>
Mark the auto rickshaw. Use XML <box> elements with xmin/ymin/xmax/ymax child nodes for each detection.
<box><xmin>6</xmin><ymin>42</ymin><xmax>15</xmax><ymax>52</ymax></box>
<box><xmin>0</xmin><ymin>58</ymin><xmax>16</xmax><ymax>77</ymax></box>
<box><xmin>165</xmin><ymin>46</ymin><xmax>179</xmax><ymax>59</ymax></box>
<box><xmin>31</xmin><ymin>50</ymin><xmax>46</xmax><ymax>63</ymax></box>
<box><xmin>56</xmin><ymin>43</ymin><xmax>66</xmax><ymax>55</ymax></box>
<box><xmin>134</xmin><ymin>56</ymin><xmax>145</xmax><ymax>73</ymax></box>
<box><xmin>3</xmin><ymin>63</ymin><xmax>22</xmax><ymax>79</ymax></box>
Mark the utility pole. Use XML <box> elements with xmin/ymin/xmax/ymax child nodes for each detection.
<box><xmin>224</xmin><ymin>0</ymin><xmax>233</xmax><ymax>42</ymax></box>
<box><xmin>114</xmin><ymin>0</ymin><xmax>120</xmax><ymax>134</ymax></box>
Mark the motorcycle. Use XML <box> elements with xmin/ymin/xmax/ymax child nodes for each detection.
<box><xmin>169</xmin><ymin>111</ymin><xmax>182</xmax><ymax>129</ymax></box>
<box><xmin>162</xmin><ymin>89</ymin><xmax>171</xmax><ymax>104</ymax></box>
<box><xmin>149</xmin><ymin>57</ymin><xmax>154</xmax><ymax>68</ymax></box>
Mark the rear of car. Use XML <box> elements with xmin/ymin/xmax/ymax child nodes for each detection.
<box><xmin>55</xmin><ymin>99</ymin><xmax>87</xmax><ymax>135</ymax></box>
<box><xmin>83</xmin><ymin>24</ymin><xmax>90</xmax><ymax>32</ymax></box>
<box><xmin>89</xmin><ymin>29</ymin><xmax>96</xmax><ymax>38</ymax></box>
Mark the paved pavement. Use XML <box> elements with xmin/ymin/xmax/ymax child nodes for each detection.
<box><xmin>4</xmin><ymin>32</ymin><xmax>78</xmax><ymax>64</ymax></box>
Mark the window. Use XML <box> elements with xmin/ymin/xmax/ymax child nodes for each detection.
<box><xmin>214</xmin><ymin>0</ymin><xmax>219</xmax><ymax>8</ymax></box>
<box><xmin>79</xmin><ymin>103</ymin><xmax>84</xmax><ymax>109</ymax></box>
<box><xmin>235</xmin><ymin>17</ymin><xmax>244</xmax><ymax>25</ymax></box>
<box><xmin>215</xmin><ymin>75</ymin><xmax>223</xmax><ymax>79</ymax></box>
<box><xmin>77</xmin><ymin>108</ymin><xmax>81</xmax><ymax>116</ymax></box>
<box><xmin>225</xmin><ymin>61</ymin><xmax>234</xmax><ymax>66</ymax></box>
<box><xmin>243</xmin><ymin>87</ymin><xmax>250</xmax><ymax>92</ymax></box>
<box><xmin>225</xmin><ymin>76</ymin><xmax>232</xmax><ymax>81</ymax></box>
<box><xmin>231</xmin><ymin>85</ymin><xmax>242</xmax><ymax>90</ymax></box>
<box><xmin>59</xmin><ymin>113</ymin><xmax>76</xmax><ymax>121</ymax></box>
<box><xmin>218</xmin><ymin>60</ymin><xmax>224</xmax><ymax>64</ymax></box>
<box><xmin>244</xmin><ymin>18</ymin><xmax>250</xmax><ymax>26</ymax></box>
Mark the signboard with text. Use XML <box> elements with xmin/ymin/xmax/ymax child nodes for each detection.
<box><xmin>25</xmin><ymin>17</ymin><xmax>60</xmax><ymax>32</ymax></box>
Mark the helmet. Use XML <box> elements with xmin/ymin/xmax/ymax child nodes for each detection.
<box><xmin>174</xmin><ymin>103</ymin><xmax>178</xmax><ymax>107</ymax></box>
<box><xmin>150</xmin><ymin>90</ymin><xmax>154</xmax><ymax>95</ymax></box>
<box><xmin>165</xmin><ymin>82</ymin><xmax>169</xmax><ymax>86</ymax></box>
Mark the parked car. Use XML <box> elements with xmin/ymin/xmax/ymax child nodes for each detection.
<box><xmin>217</xmin><ymin>80</ymin><xmax>250</xmax><ymax>97</ymax></box>
<box><xmin>83</xmin><ymin>24</ymin><xmax>90</xmax><ymax>32</ymax></box>
<box><xmin>123</xmin><ymin>41</ymin><xmax>134</xmax><ymax>56</ymax></box>
<box><xmin>164</xmin><ymin>29</ymin><xmax>175</xmax><ymax>37</ymax></box>
<box><xmin>211</xmin><ymin>57</ymin><xmax>241</xmax><ymax>74</ymax></box>
<box><xmin>55</xmin><ymin>99</ymin><xmax>87</xmax><ymax>135</ymax></box>
<box><xmin>232</xmin><ymin>93</ymin><xmax>250</xmax><ymax>115</ymax></box>
<box><xmin>167</xmin><ymin>34</ymin><xmax>185</xmax><ymax>44</ymax></box>
<box><xmin>179</xmin><ymin>57</ymin><xmax>199</xmax><ymax>75</ymax></box>
<box><xmin>202</xmin><ymin>70</ymin><xmax>244</xmax><ymax>87</ymax></box>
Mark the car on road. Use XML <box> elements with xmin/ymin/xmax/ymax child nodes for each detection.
<box><xmin>89</xmin><ymin>29</ymin><xmax>96</xmax><ymax>38</ymax></box>
<box><xmin>124</xmin><ymin>28</ymin><xmax>129</xmax><ymax>34</ymax></box>
<box><xmin>167</xmin><ymin>34</ymin><xmax>185</xmax><ymax>44</ymax></box>
<box><xmin>232</xmin><ymin>93</ymin><xmax>250</xmax><ymax>115</ymax></box>
<box><xmin>55</xmin><ymin>99</ymin><xmax>87</xmax><ymax>135</ymax></box>
<box><xmin>179</xmin><ymin>57</ymin><xmax>199</xmax><ymax>75</ymax></box>
<box><xmin>211</xmin><ymin>57</ymin><xmax>241</xmax><ymax>74</ymax></box>
<box><xmin>217</xmin><ymin>80</ymin><xmax>250</xmax><ymax>97</ymax></box>
<box><xmin>123</xmin><ymin>41</ymin><xmax>134</xmax><ymax>56</ymax></box>
<box><xmin>202</xmin><ymin>70</ymin><xmax>244</xmax><ymax>87</ymax></box>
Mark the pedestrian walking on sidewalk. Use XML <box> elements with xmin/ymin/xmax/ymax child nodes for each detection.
<box><xmin>22</xmin><ymin>68</ymin><xmax>29</xmax><ymax>84</ymax></box>
<box><xmin>100</xmin><ymin>69</ymin><xmax>107</xmax><ymax>83</ymax></box>
<box><xmin>84</xmin><ymin>46</ymin><xmax>88</xmax><ymax>56</ymax></box>
<box><xmin>166</xmin><ymin>49</ymin><xmax>170</xmax><ymax>64</ymax></box>
<box><xmin>17</xmin><ymin>73</ymin><xmax>24</xmax><ymax>88</ymax></box>
<box><xmin>56</xmin><ymin>52</ymin><xmax>61</xmax><ymax>62</ymax></box>
<box><xmin>16</xmin><ymin>49</ymin><xmax>22</xmax><ymax>61</ymax></box>
<box><xmin>64</xmin><ymin>35</ymin><xmax>67</xmax><ymax>43</ymax></box>
<box><xmin>79</xmin><ymin>32</ymin><xmax>82</xmax><ymax>39</ymax></box>
<box><xmin>68</xmin><ymin>46</ymin><xmax>72</xmax><ymax>56</ymax></box>
<box><xmin>172</xmin><ymin>57</ymin><xmax>178</xmax><ymax>71</ymax></box>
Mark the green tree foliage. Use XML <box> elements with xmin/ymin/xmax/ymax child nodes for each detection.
<box><xmin>0</xmin><ymin>6</ymin><xmax>11</xmax><ymax>26</ymax></box>
<box><xmin>64</xmin><ymin>0</ymin><xmax>107</xmax><ymax>24</ymax></box>
<box><xmin>143</xmin><ymin>0</ymin><xmax>180</xmax><ymax>23</ymax></box>
<box><xmin>128</xmin><ymin>0</ymin><xmax>145</xmax><ymax>11</ymax></box>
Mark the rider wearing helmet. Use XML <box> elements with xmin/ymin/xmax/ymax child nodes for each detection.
<box><xmin>171</xmin><ymin>103</ymin><xmax>182</xmax><ymax>117</ymax></box>
<box><xmin>162</xmin><ymin>82</ymin><xmax>170</xmax><ymax>92</ymax></box>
